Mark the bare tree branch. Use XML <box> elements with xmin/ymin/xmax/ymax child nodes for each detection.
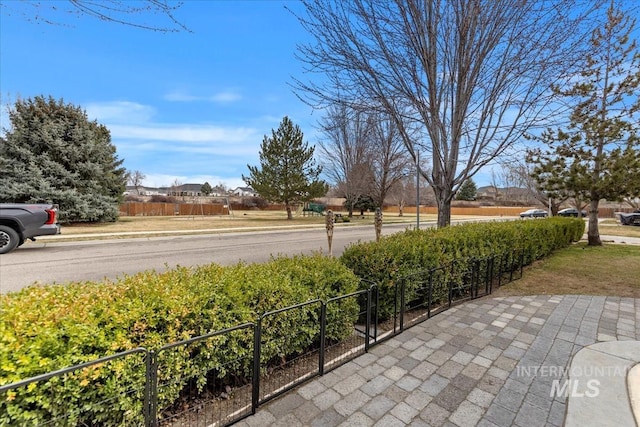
<box><xmin>1</xmin><ymin>0</ymin><xmax>190</xmax><ymax>32</ymax></box>
<box><xmin>292</xmin><ymin>0</ymin><xmax>607</xmax><ymax>226</ymax></box>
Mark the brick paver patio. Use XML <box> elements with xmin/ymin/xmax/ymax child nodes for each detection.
<box><xmin>233</xmin><ymin>295</ymin><xmax>640</xmax><ymax>427</ymax></box>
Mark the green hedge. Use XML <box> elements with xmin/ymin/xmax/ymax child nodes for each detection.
<box><xmin>0</xmin><ymin>253</ymin><xmax>359</xmax><ymax>426</ymax></box>
<box><xmin>340</xmin><ymin>218</ymin><xmax>585</xmax><ymax>319</ymax></box>
<box><xmin>0</xmin><ymin>218</ymin><xmax>585</xmax><ymax>425</ymax></box>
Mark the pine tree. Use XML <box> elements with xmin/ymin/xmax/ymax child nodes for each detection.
<box><xmin>201</xmin><ymin>182</ymin><xmax>213</xmax><ymax>196</ymax></box>
<box><xmin>528</xmin><ymin>4</ymin><xmax>640</xmax><ymax>246</ymax></box>
<box><xmin>456</xmin><ymin>179</ymin><xmax>478</xmax><ymax>201</ymax></box>
<box><xmin>0</xmin><ymin>96</ymin><xmax>127</xmax><ymax>222</ymax></box>
<box><xmin>243</xmin><ymin>116</ymin><xmax>328</xmax><ymax>219</ymax></box>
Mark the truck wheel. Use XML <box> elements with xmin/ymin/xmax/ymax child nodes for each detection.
<box><xmin>0</xmin><ymin>225</ymin><xmax>19</xmax><ymax>254</ymax></box>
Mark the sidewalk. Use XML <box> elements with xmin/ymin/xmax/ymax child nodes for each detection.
<box><xmin>234</xmin><ymin>295</ymin><xmax>640</xmax><ymax>427</ymax></box>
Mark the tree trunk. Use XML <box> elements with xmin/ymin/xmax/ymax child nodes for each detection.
<box><xmin>587</xmin><ymin>199</ymin><xmax>601</xmax><ymax>246</ymax></box>
<box><xmin>286</xmin><ymin>204</ymin><xmax>293</xmax><ymax>220</ymax></box>
<box><xmin>437</xmin><ymin>202</ymin><xmax>451</xmax><ymax>228</ymax></box>
<box><xmin>434</xmin><ymin>187</ymin><xmax>454</xmax><ymax>228</ymax></box>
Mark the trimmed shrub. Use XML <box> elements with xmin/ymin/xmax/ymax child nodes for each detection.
<box><xmin>340</xmin><ymin>218</ymin><xmax>584</xmax><ymax>319</ymax></box>
<box><xmin>0</xmin><ymin>253</ymin><xmax>359</xmax><ymax>426</ymax></box>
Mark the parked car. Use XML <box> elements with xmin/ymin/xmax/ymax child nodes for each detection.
<box><xmin>0</xmin><ymin>203</ymin><xmax>60</xmax><ymax>254</ymax></box>
<box><xmin>519</xmin><ymin>209</ymin><xmax>548</xmax><ymax>218</ymax></box>
<box><xmin>617</xmin><ymin>210</ymin><xmax>640</xmax><ymax>226</ymax></box>
<box><xmin>558</xmin><ymin>208</ymin><xmax>587</xmax><ymax>217</ymax></box>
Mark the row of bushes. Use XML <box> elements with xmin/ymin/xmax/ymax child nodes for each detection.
<box><xmin>341</xmin><ymin>217</ymin><xmax>585</xmax><ymax>318</ymax></box>
<box><xmin>0</xmin><ymin>255</ymin><xmax>360</xmax><ymax>425</ymax></box>
<box><xmin>0</xmin><ymin>217</ymin><xmax>585</xmax><ymax>425</ymax></box>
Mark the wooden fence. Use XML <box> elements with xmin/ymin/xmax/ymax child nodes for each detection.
<box><xmin>387</xmin><ymin>206</ymin><xmax>633</xmax><ymax>218</ymax></box>
<box><xmin>391</xmin><ymin>206</ymin><xmax>527</xmax><ymax>217</ymax></box>
<box><xmin>120</xmin><ymin>202</ymin><xmax>229</xmax><ymax>216</ymax></box>
<box><xmin>120</xmin><ymin>202</ymin><xmax>634</xmax><ymax>218</ymax></box>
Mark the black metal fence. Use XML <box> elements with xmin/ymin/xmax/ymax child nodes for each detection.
<box><xmin>0</xmin><ymin>250</ymin><xmax>525</xmax><ymax>427</ymax></box>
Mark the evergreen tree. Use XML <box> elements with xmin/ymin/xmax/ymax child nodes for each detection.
<box><xmin>527</xmin><ymin>5</ymin><xmax>640</xmax><ymax>245</ymax></box>
<box><xmin>243</xmin><ymin>116</ymin><xmax>328</xmax><ymax>219</ymax></box>
<box><xmin>201</xmin><ymin>182</ymin><xmax>213</xmax><ymax>196</ymax></box>
<box><xmin>344</xmin><ymin>195</ymin><xmax>376</xmax><ymax>216</ymax></box>
<box><xmin>0</xmin><ymin>96</ymin><xmax>127</xmax><ymax>222</ymax></box>
<box><xmin>456</xmin><ymin>179</ymin><xmax>477</xmax><ymax>201</ymax></box>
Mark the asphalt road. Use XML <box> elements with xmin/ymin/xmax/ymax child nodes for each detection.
<box><xmin>0</xmin><ymin>222</ymin><xmax>425</xmax><ymax>294</ymax></box>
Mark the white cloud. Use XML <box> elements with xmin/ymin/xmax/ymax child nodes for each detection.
<box><xmin>164</xmin><ymin>89</ymin><xmax>242</xmax><ymax>103</ymax></box>
<box><xmin>85</xmin><ymin>101</ymin><xmax>155</xmax><ymax>123</ymax></box>
<box><xmin>163</xmin><ymin>91</ymin><xmax>199</xmax><ymax>102</ymax></box>
<box><xmin>109</xmin><ymin>124</ymin><xmax>257</xmax><ymax>143</ymax></box>
<box><xmin>209</xmin><ymin>91</ymin><xmax>242</xmax><ymax>103</ymax></box>
<box><xmin>84</xmin><ymin>99</ymin><xmax>262</xmax><ymax>187</ymax></box>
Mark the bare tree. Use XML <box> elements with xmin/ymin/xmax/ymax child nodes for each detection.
<box><xmin>126</xmin><ymin>169</ymin><xmax>146</xmax><ymax>195</ymax></box>
<box><xmin>1</xmin><ymin>0</ymin><xmax>189</xmax><ymax>32</ymax></box>
<box><xmin>387</xmin><ymin>174</ymin><xmax>414</xmax><ymax>216</ymax></box>
<box><xmin>489</xmin><ymin>164</ymin><xmax>521</xmax><ymax>204</ymax></box>
<box><xmin>293</xmin><ymin>0</ymin><xmax>606</xmax><ymax>227</ymax></box>
<box><xmin>507</xmin><ymin>159</ymin><xmax>568</xmax><ymax>214</ymax></box>
<box><xmin>489</xmin><ymin>170</ymin><xmax>502</xmax><ymax>204</ymax></box>
<box><xmin>317</xmin><ymin>105</ymin><xmax>374</xmax><ymax>217</ymax></box>
<box><xmin>170</xmin><ymin>178</ymin><xmax>182</xmax><ymax>199</ymax></box>
<box><xmin>318</xmin><ymin>105</ymin><xmax>413</xmax><ymax>215</ymax></box>
<box><xmin>369</xmin><ymin>114</ymin><xmax>413</xmax><ymax>208</ymax></box>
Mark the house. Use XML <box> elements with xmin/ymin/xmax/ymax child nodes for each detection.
<box><xmin>476</xmin><ymin>186</ymin><xmax>499</xmax><ymax>200</ymax></box>
<box><xmin>124</xmin><ymin>183</ymin><xmax>234</xmax><ymax>198</ymax></box>
<box><xmin>166</xmin><ymin>183</ymin><xmax>204</xmax><ymax>197</ymax></box>
<box><xmin>232</xmin><ymin>186</ymin><xmax>258</xmax><ymax>197</ymax></box>
<box><xmin>476</xmin><ymin>186</ymin><xmax>537</xmax><ymax>204</ymax></box>
<box><xmin>124</xmin><ymin>185</ymin><xmax>163</xmax><ymax>196</ymax></box>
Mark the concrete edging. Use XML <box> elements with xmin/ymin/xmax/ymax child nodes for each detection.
<box><xmin>565</xmin><ymin>341</ymin><xmax>640</xmax><ymax>427</ymax></box>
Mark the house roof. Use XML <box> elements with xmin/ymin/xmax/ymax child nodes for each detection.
<box><xmin>177</xmin><ymin>183</ymin><xmax>203</xmax><ymax>192</ymax></box>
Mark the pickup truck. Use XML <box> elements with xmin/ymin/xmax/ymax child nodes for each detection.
<box><xmin>0</xmin><ymin>204</ymin><xmax>61</xmax><ymax>254</ymax></box>
<box><xmin>616</xmin><ymin>210</ymin><xmax>640</xmax><ymax>226</ymax></box>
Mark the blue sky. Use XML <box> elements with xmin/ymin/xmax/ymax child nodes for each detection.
<box><xmin>1</xmin><ymin>1</ymin><xmax>318</xmax><ymax>189</ymax></box>
<box><xmin>5</xmin><ymin>2</ymin><xmax>633</xmax><ymax>192</ymax></box>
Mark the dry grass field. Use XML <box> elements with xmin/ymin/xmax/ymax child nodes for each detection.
<box><xmin>56</xmin><ymin>211</ymin><xmax>442</xmax><ymax>236</ymax></box>
<box><xmin>55</xmin><ymin>212</ymin><xmax>639</xmax><ymax>240</ymax></box>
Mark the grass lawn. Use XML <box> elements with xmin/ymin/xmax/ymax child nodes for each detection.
<box><xmin>597</xmin><ymin>219</ymin><xmax>640</xmax><ymax>239</ymax></box>
<box><xmin>494</xmin><ymin>243</ymin><xmax>640</xmax><ymax>298</ymax></box>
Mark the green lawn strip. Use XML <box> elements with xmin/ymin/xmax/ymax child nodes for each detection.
<box><xmin>495</xmin><ymin>243</ymin><xmax>640</xmax><ymax>298</ymax></box>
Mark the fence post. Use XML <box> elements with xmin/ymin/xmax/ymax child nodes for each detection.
<box><xmin>448</xmin><ymin>262</ymin><xmax>455</xmax><ymax>308</ymax></box>
<box><xmin>146</xmin><ymin>350</ymin><xmax>158</xmax><ymax>427</ymax></box>
<box><xmin>365</xmin><ymin>287</ymin><xmax>372</xmax><ymax>352</ymax></box>
<box><xmin>509</xmin><ymin>251</ymin><xmax>515</xmax><ymax>282</ymax></box>
<box><xmin>393</xmin><ymin>281</ymin><xmax>399</xmax><ymax>334</ymax></box>
<box><xmin>399</xmin><ymin>279</ymin><xmax>406</xmax><ymax>333</ymax></box>
<box><xmin>488</xmin><ymin>255</ymin><xmax>495</xmax><ymax>294</ymax></box>
<box><xmin>472</xmin><ymin>259</ymin><xmax>479</xmax><ymax>298</ymax></box>
<box><xmin>319</xmin><ymin>302</ymin><xmax>327</xmax><ymax>375</ymax></box>
<box><xmin>427</xmin><ymin>269</ymin><xmax>433</xmax><ymax>318</ymax></box>
<box><xmin>373</xmin><ymin>285</ymin><xmax>379</xmax><ymax>343</ymax></box>
<box><xmin>252</xmin><ymin>319</ymin><xmax>261</xmax><ymax>412</ymax></box>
